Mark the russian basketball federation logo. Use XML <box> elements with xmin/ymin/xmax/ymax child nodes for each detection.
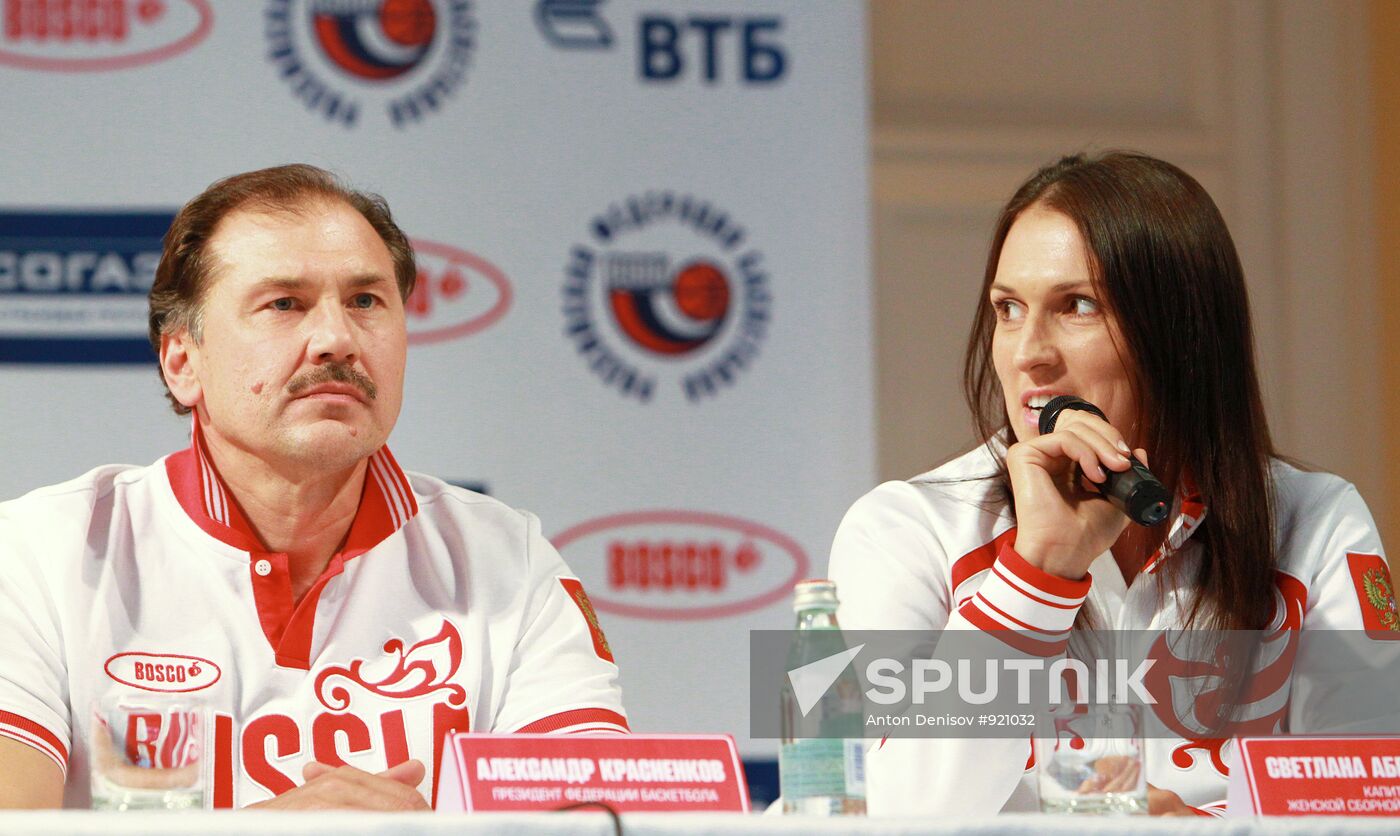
<box><xmin>266</xmin><ymin>0</ymin><xmax>474</xmax><ymax>128</ymax></box>
<box><xmin>563</xmin><ymin>192</ymin><xmax>772</xmax><ymax>402</ymax></box>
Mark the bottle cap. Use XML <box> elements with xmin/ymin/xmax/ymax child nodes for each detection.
<box><xmin>793</xmin><ymin>579</ymin><xmax>838</xmax><ymax>612</ymax></box>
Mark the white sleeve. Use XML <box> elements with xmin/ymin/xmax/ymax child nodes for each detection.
<box><xmin>0</xmin><ymin>505</ymin><xmax>71</xmax><ymax>775</ymax></box>
<box><xmin>490</xmin><ymin>513</ymin><xmax>629</xmax><ymax>735</ymax></box>
<box><xmin>829</xmin><ymin>482</ymin><xmax>951</xmax><ymax>632</ymax></box>
<box><xmin>1287</xmin><ymin>482</ymin><xmax>1400</xmax><ymax>734</ymax></box>
<box><xmin>828</xmin><ymin>483</ymin><xmax>1089</xmax><ymax>815</ymax></box>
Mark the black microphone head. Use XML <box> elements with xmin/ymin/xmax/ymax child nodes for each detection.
<box><xmin>1033</xmin><ymin>394</ymin><xmax>1171</xmax><ymax>526</ymax></box>
<box><xmin>1037</xmin><ymin>395</ymin><xmax>1105</xmax><ymax>435</ymax></box>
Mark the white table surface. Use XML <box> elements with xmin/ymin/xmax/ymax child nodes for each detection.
<box><xmin>0</xmin><ymin>812</ymin><xmax>1396</xmax><ymax>835</ymax></box>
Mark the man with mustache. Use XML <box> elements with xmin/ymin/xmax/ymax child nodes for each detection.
<box><xmin>0</xmin><ymin>165</ymin><xmax>628</xmax><ymax>809</ymax></box>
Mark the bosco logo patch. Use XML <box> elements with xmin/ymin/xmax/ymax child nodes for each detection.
<box><xmin>105</xmin><ymin>652</ymin><xmax>222</xmax><ymax>693</ymax></box>
<box><xmin>562</xmin><ymin>191</ymin><xmax>772</xmax><ymax>402</ymax></box>
<box><xmin>405</xmin><ymin>239</ymin><xmax>511</xmax><ymax>345</ymax></box>
<box><xmin>266</xmin><ymin>0</ymin><xmax>475</xmax><ymax>128</ymax></box>
<box><xmin>0</xmin><ymin>210</ymin><xmax>172</xmax><ymax>364</ymax></box>
<box><xmin>551</xmin><ymin>511</ymin><xmax>808</xmax><ymax>620</ymax></box>
<box><xmin>0</xmin><ymin>0</ymin><xmax>212</xmax><ymax>72</ymax></box>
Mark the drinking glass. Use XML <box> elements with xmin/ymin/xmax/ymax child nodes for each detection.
<box><xmin>1035</xmin><ymin>703</ymin><xmax>1147</xmax><ymax>815</ymax></box>
<box><xmin>90</xmin><ymin>694</ymin><xmax>206</xmax><ymax>811</ymax></box>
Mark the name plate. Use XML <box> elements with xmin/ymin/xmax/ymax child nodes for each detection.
<box><xmin>1228</xmin><ymin>736</ymin><xmax>1400</xmax><ymax>816</ymax></box>
<box><xmin>435</xmin><ymin>733</ymin><xmax>750</xmax><ymax>813</ymax></box>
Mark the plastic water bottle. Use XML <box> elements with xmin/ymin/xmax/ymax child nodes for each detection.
<box><xmin>779</xmin><ymin>579</ymin><xmax>866</xmax><ymax>815</ymax></box>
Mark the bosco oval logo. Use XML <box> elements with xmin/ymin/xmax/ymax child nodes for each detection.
<box><xmin>551</xmin><ymin>510</ymin><xmax>810</xmax><ymax>621</ymax></box>
<box><xmin>104</xmin><ymin>652</ymin><xmax>221</xmax><ymax>693</ymax></box>
<box><xmin>406</xmin><ymin>239</ymin><xmax>512</xmax><ymax>345</ymax></box>
<box><xmin>0</xmin><ymin>0</ymin><xmax>214</xmax><ymax>73</ymax></box>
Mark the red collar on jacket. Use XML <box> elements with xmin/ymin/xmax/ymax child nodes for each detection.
<box><xmin>164</xmin><ymin>415</ymin><xmax>419</xmax><ymax>668</ymax></box>
<box><xmin>1142</xmin><ymin>474</ymin><xmax>1207</xmax><ymax>574</ymax></box>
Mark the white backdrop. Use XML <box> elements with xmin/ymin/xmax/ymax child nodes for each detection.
<box><xmin>0</xmin><ymin>0</ymin><xmax>872</xmax><ymax>759</ymax></box>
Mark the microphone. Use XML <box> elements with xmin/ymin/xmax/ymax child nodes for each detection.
<box><xmin>1037</xmin><ymin>396</ymin><xmax>1171</xmax><ymax>527</ymax></box>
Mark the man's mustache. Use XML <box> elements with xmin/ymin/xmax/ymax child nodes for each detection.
<box><xmin>286</xmin><ymin>363</ymin><xmax>377</xmax><ymax>401</ymax></box>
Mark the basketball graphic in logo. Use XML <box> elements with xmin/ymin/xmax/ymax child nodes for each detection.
<box><xmin>310</xmin><ymin>0</ymin><xmax>436</xmax><ymax>81</ymax></box>
<box><xmin>563</xmin><ymin>191</ymin><xmax>772</xmax><ymax>402</ymax></box>
<box><xmin>606</xmin><ymin>258</ymin><xmax>730</xmax><ymax>356</ymax></box>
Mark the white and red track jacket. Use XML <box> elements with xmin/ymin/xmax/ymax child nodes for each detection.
<box><xmin>829</xmin><ymin>444</ymin><xmax>1399</xmax><ymax>817</ymax></box>
<box><xmin>0</xmin><ymin>424</ymin><xmax>628</xmax><ymax>808</ymax></box>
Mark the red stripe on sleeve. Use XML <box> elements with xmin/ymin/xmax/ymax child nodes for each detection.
<box><xmin>516</xmin><ymin>708</ymin><xmax>630</xmax><ymax>734</ymax></box>
<box><xmin>0</xmin><ymin>709</ymin><xmax>67</xmax><ymax>764</ymax></box>
<box><xmin>973</xmin><ymin>592</ymin><xmax>1066</xmax><ymax>637</ymax></box>
<box><xmin>956</xmin><ymin>600</ymin><xmax>1069</xmax><ymax>657</ymax></box>
<box><xmin>950</xmin><ymin>528</ymin><xmax>1016</xmax><ymax>597</ymax></box>
<box><xmin>997</xmin><ymin>542</ymin><xmax>1092</xmax><ymax>599</ymax></box>
<box><xmin>990</xmin><ymin>564</ymin><xmax>1083</xmax><ymax>610</ymax></box>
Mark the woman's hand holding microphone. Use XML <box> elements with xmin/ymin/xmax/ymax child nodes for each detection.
<box><xmin>1005</xmin><ymin>400</ymin><xmax>1152</xmax><ymax>581</ymax></box>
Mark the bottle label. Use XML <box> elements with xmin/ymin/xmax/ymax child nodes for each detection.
<box><xmin>780</xmin><ymin>738</ymin><xmax>865</xmax><ymax>801</ymax></box>
<box><xmin>844</xmin><ymin>738</ymin><xmax>866</xmax><ymax>797</ymax></box>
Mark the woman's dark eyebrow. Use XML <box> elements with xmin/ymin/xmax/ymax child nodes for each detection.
<box><xmin>989</xmin><ymin>281</ymin><xmax>1092</xmax><ymax>294</ymax></box>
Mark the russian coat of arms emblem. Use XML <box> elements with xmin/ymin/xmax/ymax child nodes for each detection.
<box><xmin>1362</xmin><ymin>567</ymin><xmax>1400</xmax><ymax>632</ymax></box>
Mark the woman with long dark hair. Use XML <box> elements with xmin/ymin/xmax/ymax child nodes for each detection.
<box><xmin>828</xmin><ymin>151</ymin><xmax>1394</xmax><ymax>815</ymax></box>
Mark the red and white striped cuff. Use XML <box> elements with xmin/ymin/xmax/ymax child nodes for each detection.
<box><xmin>955</xmin><ymin>542</ymin><xmax>1090</xmax><ymax>656</ymax></box>
<box><xmin>0</xmin><ymin>710</ymin><xmax>68</xmax><ymax>775</ymax></box>
<box><xmin>513</xmin><ymin>707</ymin><xmax>630</xmax><ymax>736</ymax></box>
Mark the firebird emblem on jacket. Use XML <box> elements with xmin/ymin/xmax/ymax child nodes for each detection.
<box><xmin>1143</xmin><ymin>571</ymin><xmax>1307</xmax><ymax>774</ymax></box>
<box><xmin>314</xmin><ymin>619</ymin><xmax>468</xmax><ymax>710</ymax></box>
